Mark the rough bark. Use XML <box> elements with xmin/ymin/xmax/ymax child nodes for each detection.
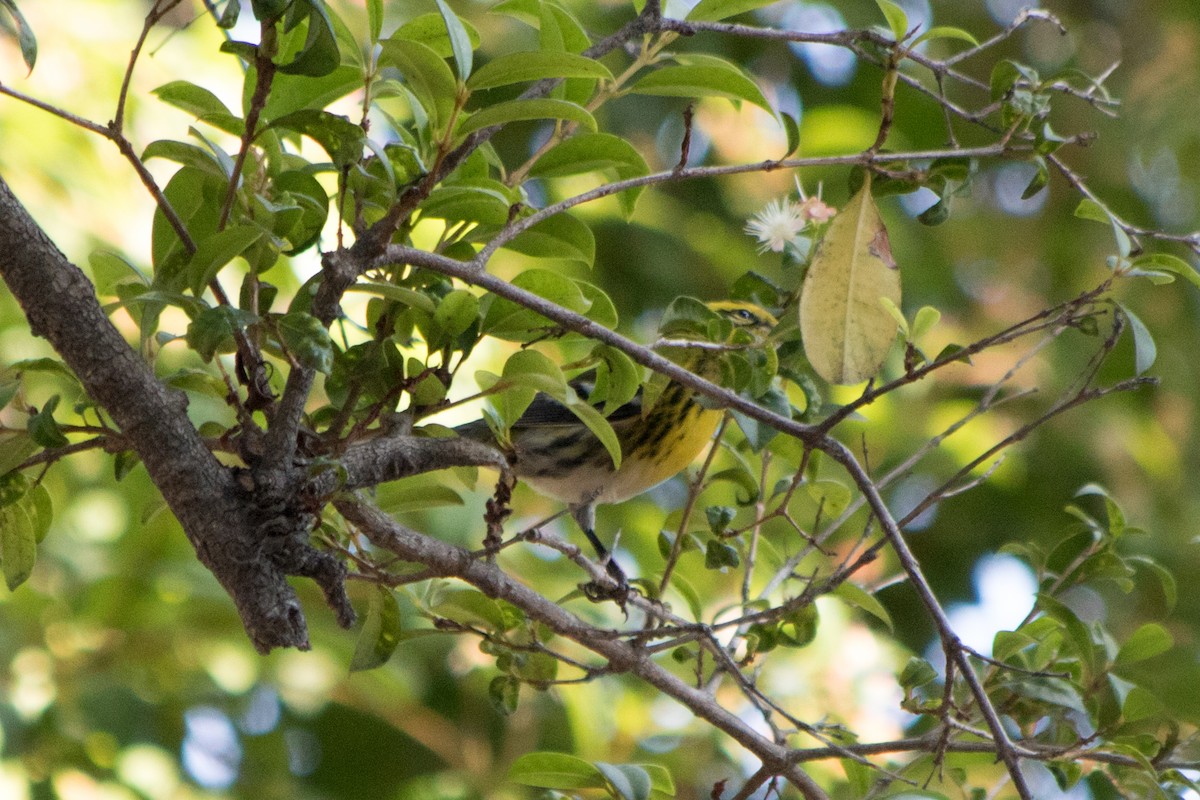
<box><xmin>0</xmin><ymin>176</ymin><xmax>329</xmax><ymax>652</ymax></box>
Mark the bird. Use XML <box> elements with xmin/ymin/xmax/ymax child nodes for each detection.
<box><xmin>456</xmin><ymin>300</ymin><xmax>779</xmax><ymax>581</ymax></box>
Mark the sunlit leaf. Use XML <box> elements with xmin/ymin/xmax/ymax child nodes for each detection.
<box><xmin>800</xmin><ymin>182</ymin><xmax>902</xmax><ymax>384</ymax></box>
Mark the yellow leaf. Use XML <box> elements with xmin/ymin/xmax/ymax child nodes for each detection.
<box><xmin>800</xmin><ymin>183</ymin><xmax>902</xmax><ymax>384</ymax></box>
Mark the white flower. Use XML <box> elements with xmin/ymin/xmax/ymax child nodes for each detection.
<box><xmin>745</xmin><ymin>198</ymin><xmax>806</xmax><ymax>254</ymax></box>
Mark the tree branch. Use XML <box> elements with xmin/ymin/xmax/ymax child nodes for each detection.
<box><xmin>0</xmin><ymin>176</ymin><xmax>348</xmax><ymax>653</ymax></box>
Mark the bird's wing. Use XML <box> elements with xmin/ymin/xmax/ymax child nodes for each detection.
<box><xmin>454</xmin><ymin>368</ymin><xmax>644</xmax><ymax>438</ymax></box>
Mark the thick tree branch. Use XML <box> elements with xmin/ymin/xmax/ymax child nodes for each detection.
<box><xmin>0</xmin><ymin>176</ymin><xmax>347</xmax><ymax>653</ymax></box>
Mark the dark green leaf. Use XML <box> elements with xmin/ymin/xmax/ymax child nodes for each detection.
<box><xmin>276</xmin><ymin>0</ymin><xmax>340</xmax><ymax>77</ymax></box>
<box><xmin>276</xmin><ymin>311</ymin><xmax>334</xmax><ymax>373</ymax></box>
<box><xmin>186</xmin><ymin>306</ymin><xmax>257</xmax><ymax>362</ymax></box>
<box><xmin>349</xmin><ymin>585</ymin><xmax>403</xmax><ymax>672</ymax></box>
<box><xmin>704</xmin><ymin>539</ymin><xmax>740</xmax><ymax>569</ymax></box>
<box><xmin>269</xmin><ymin>109</ymin><xmax>365</xmax><ymax>167</ymax></box>
<box><xmin>28</xmin><ymin>395</ymin><xmax>68</xmax><ymax>449</ymax></box>
<box><xmin>488</xmin><ymin>675</ymin><xmax>520</xmax><ymax>715</ymax></box>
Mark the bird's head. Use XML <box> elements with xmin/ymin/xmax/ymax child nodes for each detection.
<box><xmin>705</xmin><ymin>300</ymin><xmax>779</xmax><ymax>344</ymax></box>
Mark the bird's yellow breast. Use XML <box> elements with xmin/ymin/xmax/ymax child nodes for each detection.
<box><xmin>512</xmin><ymin>396</ymin><xmax>722</xmax><ymax>507</ymax></box>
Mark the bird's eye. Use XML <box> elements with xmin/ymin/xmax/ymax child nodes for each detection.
<box><xmin>736</xmin><ymin>309</ymin><xmax>754</xmax><ymax>321</ymax></box>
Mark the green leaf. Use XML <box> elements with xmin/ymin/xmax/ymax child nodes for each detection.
<box><xmin>0</xmin><ymin>0</ymin><xmax>37</xmax><ymax>72</ymax></box>
<box><xmin>276</xmin><ymin>312</ymin><xmax>334</xmax><ymax>373</ymax></box>
<box><xmin>780</xmin><ymin>110</ymin><xmax>800</xmax><ymax>158</ymax></box>
<box><xmin>1119</xmin><ymin>305</ymin><xmax>1157</xmax><ymax>375</ymax></box>
<box><xmin>899</xmin><ymin>656</ymin><xmax>937</xmax><ymax>690</ymax></box>
<box><xmin>875</xmin><ymin>0</ymin><xmax>908</xmax><ymax>42</ymax></box>
<box><xmin>1122</xmin><ymin>686</ymin><xmax>1165</xmax><ymax>723</ymax></box>
<box><xmin>911</xmin><ymin>305</ymin><xmax>941</xmax><ymax>341</ymax></box>
<box><xmin>89</xmin><ymin>249</ymin><xmax>149</xmax><ymax>296</ymax></box>
<box><xmin>833</xmin><ymin>582</ymin><xmax>893</xmax><ymax>632</ymax></box>
<box><xmin>597</xmin><ymin>763</ymin><xmax>652</xmax><ymax>800</ymax></box>
<box><xmin>376</xmin><ymin>480</ymin><xmax>464</xmax><ymax>513</ymax></box>
<box><xmin>911</xmin><ymin>25</ymin><xmax>980</xmax><ymax>48</ymax></box>
<box><xmin>0</xmin><ymin>502</ymin><xmax>36</xmax><ymax>590</ymax></box>
<box><xmin>366</xmin><ymin>0</ymin><xmax>383</xmax><ymax>41</ymax></box>
<box><xmin>24</xmin><ymin>482</ymin><xmax>52</xmax><ymax>543</ymax></box>
<box><xmin>800</xmin><ymin>182</ymin><xmax>902</xmax><ymax>384</ymax></box>
<box><xmin>591</xmin><ymin>345</ymin><xmax>641</xmax><ymax>416</ymax></box>
<box><xmin>1022</xmin><ymin>156</ymin><xmax>1049</xmax><ymax>199</ymax></box>
<box><xmin>349</xmin><ymin>585</ymin><xmax>403</xmax><ymax>671</ymax></box>
<box><xmin>276</xmin><ymin>0</ymin><xmax>340</xmax><ymax>78</ymax></box>
<box><xmin>28</xmin><ymin>395</ymin><xmax>68</xmax><ymax>449</ymax></box>
<box><xmin>566</xmin><ymin>399</ymin><xmax>621</xmax><ymax>468</ymax></box>
<box><xmin>270</xmin><ymin>109</ymin><xmax>365</xmax><ymax>167</ymax></box>
<box><xmin>151</xmin><ymin>167</ymin><xmax>226</xmax><ymax>290</ymax></box>
<box><xmin>433</xmin><ymin>289</ymin><xmax>480</xmax><ymax>339</ymax></box>
<box><xmin>186</xmin><ymin>306</ymin><xmax>257</xmax><ymax>362</ymax></box>
<box><xmin>704</xmin><ymin>539</ymin><xmax>740</xmax><ymax>569</ymax></box>
<box><xmin>705</xmin><ymin>505</ymin><xmax>735</xmax><ymax>534</ymax></box>
<box><xmin>272</xmin><ymin>170</ymin><xmax>329</xmax><ymax>254</ymax></box>
<box><xmin>467</xmin><ymin>51</ymin><xmax>611</xmax><ymax>90</ymax></box>
<box><xmin>529</xmin><ymin>132</ymin><xmax>648</xmax><ymax>217</ymax></box>
<box><xmin>1129</xmin><ymin>252</ymin><xmax>1200</xmax><ymax>290</ymax></box>
<box><xmin>628</xmin><ymin>61</ymin><xmax>773</xmax><ymax>114</ymax></box>
<box><xmin>150</xmin><ymin>80</ymin><xmax>241</xmax><ymax>133</ymax></box>
<box><xmin>0</xmin><ymin>434</ymin><xmax>38</xmax><ymax>477</ymax></box>
<box><xmin>1073</xmin><ymin>197</ymin><xmax>1110</xmax><ymax>225</ymax></box>
<box><xmin>188</xmin><ymin>225</ymin><xmax>264</xmax><ymax>295</ymax></box>
<box><xmin>488</xmin><ymin>675</ymin><xmax>520</xmax><ymax>715</ymax></box>
<box><xmin>378</xmin><ymin>37</ymin><xmax>458</xmax><ymax>130</ymax></box>
<box><xmin>505</xmin><ymin>212</ymin><xmax>595</xmax><ymax>265</ymax></box>
<box><xmin>456</xmin><ymin>98</ymin><xmax>597</xmax><ymax>138</ymax></box>
<box><xmin>434</xmin><ymin>0</ymin><xmax>473</xmax><ymax>80</ymax></box>
<box><xmin>806</xmin><ymin>479</ymin><xmax>851</xmax><ymax>517</ymax></box>
<box><xmin>1115</xmin><ymin>623</ymin><xmax>1173</xmax><ymax>667</ymax></box>
<box><xmin>422</xmin><ymin>184</ymin><xmax>513</xmax><ymax>226</ymax></box>
<box><xmin>481</xmin><ymin>269</ymin><xmax>591</xmax><ymax>341</ymax></box>
<box><xmin>686</xmin><ymin>0</ymin><xmax>778</xmax><ymax>22</ymax></box>
<box><xmin>393</xmin><ymin>12</ymin><xmax>481</xmax><ymax>58</ymax></box>
<box><xmin>528</xmin><ymin>134</ymin><xmax>647</xmax><ymax>179</ymax></box>
<box><xmin>432</xmin><ymin>587</ymin><xmax>507</xmax><ymax>629</ymax></box>
<box><xmin>1038</xmin><ymin>592</ymin><xmax>1098</xmax><ymax>678</ymax></box>
<box><xmin>142</xmin><ymin>139</ymin><xmax>230</xmax><ymax>178</ymax></box>
<box><xmin>508</xmin><ymin>752</ymin><xmax>604</xmax><ymax>790</ymax></box>
<box><xmin>344</xmin><ymin>282</ymin><xmax>437</xmax><ymax>312</ymax></box>
<box><xmin>503</xmin><ymin>350</ymin><xmax>569</xmax><ymax>399</ymax></box>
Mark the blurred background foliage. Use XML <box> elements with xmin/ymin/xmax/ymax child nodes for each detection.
<box><xmin>1</xmin><ymin>0</ymin><xmax>1199</xmax><ymax>798</ymax></box>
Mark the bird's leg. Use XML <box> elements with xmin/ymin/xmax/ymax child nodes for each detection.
<box><xmin>571</xmin><ymin>503</ymin><xmax>627</xmax><ymax>585</ymax></box>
